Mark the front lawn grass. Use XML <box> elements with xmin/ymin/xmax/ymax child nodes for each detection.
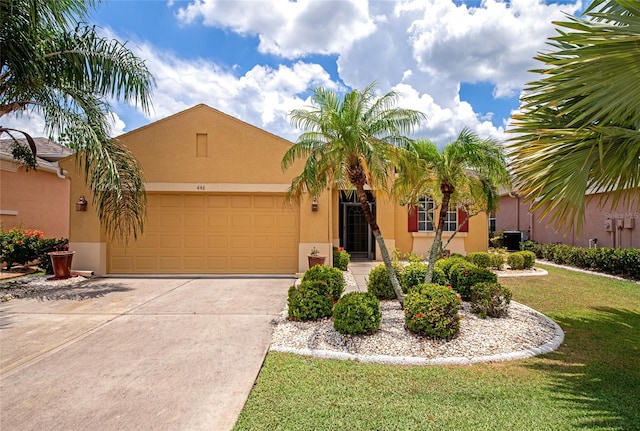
<box><xmin>233</xmin><ymin>264</ymin><xmax>640</xmax><ymax>431</ymax></box>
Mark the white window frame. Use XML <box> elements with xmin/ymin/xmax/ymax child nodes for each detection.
<box><xmin>417</xmin><ymin>197</ymin><xmax>435</xmax><ymax>232</ymax></box>
<box><xmin>444</xmin><ymin>203</ymin><xmax>457</xmax><ymax>232</ymax></box>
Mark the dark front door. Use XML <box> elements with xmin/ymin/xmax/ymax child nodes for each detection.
<box><xmin>339</xmin><ymin>192</ymin><xmax>375</xmax><ymax>260</ymax></box>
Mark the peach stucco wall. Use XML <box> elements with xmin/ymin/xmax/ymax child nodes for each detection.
<box><xmin>64</xmin><ymin>104</ymin><xmax>491</xmax><ymax>274</ymax></box>
<box><xmin>0</xmin><ymin>160</ymin><xmax>70</xmax><ymax>238</ymax></box>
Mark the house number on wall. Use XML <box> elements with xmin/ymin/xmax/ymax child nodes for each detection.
<box><xmin>196</xmin><ymin>185</ymin><xmax>206</xmax><ymax>190</ymax></box>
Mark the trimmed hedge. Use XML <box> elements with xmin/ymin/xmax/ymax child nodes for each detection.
<box><xmin>333</xmin><ymin>292</ymin><xmax>381</xmax><ymax>335</ymax></box>
<box><xmin>287</xmin><ymin>280</ymin><xmax>334</xmax><ymax>322</ymax></box>
<box><xmin>507</xmin><ymin>253</ymin><xmax>525</xmax><ymax>270</ymax></box>
<box><xmin>449</xmin><ymin>262</ymin><xmax>498</xmax><ymax>300</ymax></box>
<box><xmin>302</xmin><ymin>265</ymin><xmax>345</xmax><ymax>302</ymax></box>
<box><xmin>521</xmin><ymin>241</ymin><xmax>640</xmax><ymax>280</ymax></box>
<box><xmin>400</xmin><ymin>262</ymin><xmax>428</xmax><ymax>293</ymax></box>
<box><xmin>404</xmin><ymin>283</ymin><xmax>461</xmax><ymax>339</ymax></box>
<box><xmin>434</xmin><ymin>256</ymin><xmax>468</xmax><ymax>279</ymax></box>
<box><xmin>367</xmin><ymin>264</ymin><xmax>402</xmax><ymax>300</ymax></box>
<box><xmin>471</xmin><ymin>282</ymin><xmax>512</xmax><ymax>318</ymax></box>
<box><xmin>332</xmin><ymin>248</ymin><xmax>351</xmax><ymax>271</ymax></box>
<box><xmin>466</xmin><ymin>252</ymin><xmax>492</xmax><ymax>269</ymax></box>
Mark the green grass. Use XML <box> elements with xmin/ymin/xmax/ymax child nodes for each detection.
<box><xmin>233</xmin><ymin>264</ymin><xmax>640</xmax><ymax>431</ymax></box>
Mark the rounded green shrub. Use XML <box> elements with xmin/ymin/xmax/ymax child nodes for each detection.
<box><xmin>404</xmin><ymin>284</ymin><xmax>461</xmax><ymax>339</ymax></box>
<box><xmin>449</xmin><ymin>262</ymin><xmax>498</xmax><ymax>301</ymax></box>
<box><xmin>520</xmin><ymin>250</ymin><xmax>536</xmax><ymax>269</ymax></box>
<box><xmin>471</xmin><ymin>282</ymin><xmax>512</xmax><ymax>318</ymax></box>
<box><xmin>333</xmin><ymin>292</ymin><xmax>381</xmax><ymax>335</ymax></box>
<box><xmin>489</xmin><ymin>253</ymin><xmax>505</xmax><ymax>270</ymax></box>
<box><xmin>466</xmin><ymin>252</ymin><xmax>492</xmax><ymax>269</ymax></box>
<box><xmin>287</xmin><ymin>280</ymin><xmax>334</xmax><ymax>322</ymax></box>
<box><xmin>302</xmin><ymin>265</ymin><xmax>345</xmax><ymax>302</ymax></box>
<box><xmin>400</xmin><ymin>262</ymin><xmax>428</xmax><ymax>293</ymax></box>
<box><xmin>434</xmin><ymin>256</ymin><xmax>467</xmax><ymax>278</ymax></box>
<box><xmin>367</xmin><ymin>264</ymin><xmax>401</xmax><ymax>300</ymax></box>
<box><xmin>507</xmin><ymin>253</ymin><xmax>525</xmax><ymax>270</ymax></box>
<box><xmin>332</xmin><ymin>249</ymin><xmax>351</xmax><ymax>271</ymax></box>
<box><xmin>431</xmin><ymin>267</ymin><xmax>448</xmax><ymax>286</ymax></box>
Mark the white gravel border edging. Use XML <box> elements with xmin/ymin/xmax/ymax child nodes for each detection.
<box><xmin>270</xmin><ymin>301</ymin><xmax>564</xmax><ymax>366</ymax></box>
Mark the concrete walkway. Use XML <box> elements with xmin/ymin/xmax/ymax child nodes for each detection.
<box><xmin>0</xmin><ymin>276</ymin><xmax>292</xmax><ymax>431</ymax></box>
<box><xmin>345</xmin><ymin>261</ymin><xmax>377</xmax><ymax>292</ymax></box>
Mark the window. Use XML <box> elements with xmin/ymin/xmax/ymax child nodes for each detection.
<box><xmin>488</xmin><ymin>213</ymin><xmax>496</xmax><ymax>235</ymax></box>
<box><xmin>417</xmin><ymin>197</ymin><xmax>435</xmax><ymax>231</ymax></box>
<box><xmin>444</xmin><ymin>203</ymin><xmax>457</xmax><ymax>232</ymax></box>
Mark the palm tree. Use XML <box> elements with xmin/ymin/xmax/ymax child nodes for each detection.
<box><xmin>394</xmin><ymin>129</ymin><xmax>509</xmax><ymax>283</ymax></box>
<box><xmin>282</xmin><ymin>83</ymin><xmax>425</xmax><ymax>304</ymax></box>
<box><xmin>508</xmin><ymin>0</ymin><xmax>640</xmax><ymax>231</ymax></box>
<box><xmin>0</xmin><ymin>0</ymin><xmax>154</xmax><ymax>242</ymax></box>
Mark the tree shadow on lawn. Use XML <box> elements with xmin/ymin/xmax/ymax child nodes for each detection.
<box><xmin>526</xmin><ymin>307</ymin><xmax>640</xmax><ymax>430</ymax></box>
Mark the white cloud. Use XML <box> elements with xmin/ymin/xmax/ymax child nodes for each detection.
<box><xmin>1</xmin><ymin>111</ymin><xmax>49</xmax><ymax>141</ymax></box>
<box><xmin>405</xmin><ymin>0</ymin><xmax>582</xmax><ymax>98</ymax></box>
<box><xmin>176</xmin><ymin>0</ymin><xmax>377</xmax><ymax>58</ymax></box>
<box><xmin>393</xmin><ymin>83</ymin><xmax>506</xmax><ymax>146</ymax></box>
<box><xmin>89</xmin><ymin>0</ymin><xmax>583</xmax><ymax>147</ymax></box>
<box><xmin>131</xmin><ymin>40</ymin><xmax>336</xmax><ymax>140</ymax></box>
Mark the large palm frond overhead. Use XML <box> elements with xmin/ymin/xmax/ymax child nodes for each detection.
<box><xmin>0</xmin><ymin>0</ymin><xmax>154</xmax><ymax>242</ymax></box>
<box><xmin>508</xmin><ymin>0</ymin><xmax>640</xmax><ymax>231</ymax></box>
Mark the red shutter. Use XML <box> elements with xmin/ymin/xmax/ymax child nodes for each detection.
<box><xmin>458</xmin><ymin>207</ymin><xmax>469</xmax><ymax>232</ymax></box>
<box><xmin>408</xmin><ymin>206</ymin><xmax>418</xmax><ymax>232</ymax></box>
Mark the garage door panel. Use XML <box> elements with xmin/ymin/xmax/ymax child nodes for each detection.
<box><xmin>184</xmin><ymin>195</ymin><xmax>205</xmax><ymax>207</ymax></box>
<box><xmin>161</xmin><ymin>195</ymin><xmax>182</xmax><ymax>207</ymax></box>
<box><xmin>253</xmin><ymin>235</ymin><xmax>274</xmax><ymax>248</ymax></box>
<box><xmin>207</xmin><ymin>235</ymin><xmax>228</xmax><ymax>248</ymax></box>
<box><xmin>160</xmin><ymin>235</ymin><xmax>181</xmax><ymax>249</ymax></box>
<box><xmin>184</xmin><ymin>256</ymin><xmax>205</xmax><ymax>269</ymax></box>
<box><xmin>135</xmin><ymin>256</ymin><xmax>157</xmax><ymax>270</ymax></box>
<box><xmin>231</xmin><ymin>195</ymin><xmax>252</xmax><ymax>208</ymax></box>
<box><xmin>136</xmin><ymin>235</ymin><xmax>158</xmax><ymax>248</ymax></box>
<box><xmin>160</xmin><ymin>214</ymin><xmax>182</xmax><ymax>228</ymax></box>
<box><xmin>184</xmin><ymin>214</ymin><xmax>205</xmax><ymax>228</ymax></box>
<box><xmin>109</xmin><ymin>193</ymin><xmax>299</xmax><ymax>274</ymax></box>
<box><xmin>184</xmin><ymin>236</ymin><xmax>204</xmax><ymax>248</ymax></box>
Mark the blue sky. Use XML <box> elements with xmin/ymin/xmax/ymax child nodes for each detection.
<box><xmin>8</xmin><ymin>0</ymin><xmax>585</xmax><ymax>145</ymax></box>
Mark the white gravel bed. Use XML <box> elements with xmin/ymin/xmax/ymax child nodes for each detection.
<box><xmin>272</xmin><ymin>269</ymin><xmax>563</xmax><ymax>365</ymax></box>
<box><xmin>0</xmin><ymin>274</ymin><xmax>89</xmax><ymax>301</ymax></box>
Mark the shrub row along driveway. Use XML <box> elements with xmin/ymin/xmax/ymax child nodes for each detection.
<box><xmin>0</xmin><ymin>276</ymin><xmax>292</xmax><ymax>431</ymax></box>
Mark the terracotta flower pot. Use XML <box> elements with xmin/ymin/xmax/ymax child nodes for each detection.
<box><xmin>48</xmin><ymin>251</ymin><xmax>75</xmax><ymax>279</ymax></box>
<box><xmin>307</xmin><ymin>254</ymin><xmax>326</xmax><ymax>268</ymax></box>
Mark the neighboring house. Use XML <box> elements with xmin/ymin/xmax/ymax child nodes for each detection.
<box><xmin>496</xmin><ymin>188</ymin><xmax>639</xmax><ymax>249</ymax></box>
<box><xmin>0</xmin><ymin>138</ymin><xmax>72</xmax><ymax>238</ymax></box>
<box><xmin>61</xmin><ymin>104</ymin><xmax>489</xmax><ymax>276</ymax></box>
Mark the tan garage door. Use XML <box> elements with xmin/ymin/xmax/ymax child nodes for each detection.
<box><xmin>108</xmin><ymin>193</ymin><xmax>299</xmax><ymax>274</ymax></box>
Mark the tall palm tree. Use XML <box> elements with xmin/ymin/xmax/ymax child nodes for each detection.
<box><xmin>395</xmin><ymin>129</ymin><xmax>509</xmax><ymax>283</ymax></box>
<box><xmin>282</xmin><ymin>83</ymin><xmax>425</xmax><ymax>304</ymax></box>
<box><xmin>508</xmin><ymin>0</ymin><xmax>640</xmax><ymax>231</ymax></box>
<box><xmin>0</xmin><ymin>0</ymin><xmax>154</xmax><ymax>242</ymax></box>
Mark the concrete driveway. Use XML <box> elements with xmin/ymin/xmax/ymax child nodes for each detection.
<box><xmin>0</xmin><ymin>276</ymin><xmax>292</xmax><ymax>431</ymax></box>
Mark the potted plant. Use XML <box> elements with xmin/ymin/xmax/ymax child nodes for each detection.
<box><xmin>307</xmin><ymin>246</ymin><xmax>326</xmax><ymax>268</ymax></box>
<box><xmin>47</xmin><ymin>241</ymin><xmax>75</xmax><ymax>280</ymax></box>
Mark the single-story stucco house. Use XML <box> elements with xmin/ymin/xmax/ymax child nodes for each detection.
<box><xmin>61</xmin><ymin>104</ymin><xmax>489</xmax><ymax>276</ymax></box>
<box><xmin>0</xmin><ymin>138</ymin><xmax>72</xmax><ymax>238</ymax></box>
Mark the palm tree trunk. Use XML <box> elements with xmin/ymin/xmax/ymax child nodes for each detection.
<box><xmin>424</xmin><ymin>188</ymin><xmax>453</xmax><ymax>284</ymax></box>
<box><xmin>353</xmin><ymin>184</ymin><xmax>404</xmax><ymax>305</ymax></box>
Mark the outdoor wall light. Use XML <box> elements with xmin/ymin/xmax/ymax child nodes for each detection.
<box><xmin>76</xmin><ymin>196</ymin><xmax>88</xmax><ymax>212</ymax></box>
<box><xmin>311</xmin><ymin>197</ymin><xmax>319</xmax><ymax>212</ymax></box>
